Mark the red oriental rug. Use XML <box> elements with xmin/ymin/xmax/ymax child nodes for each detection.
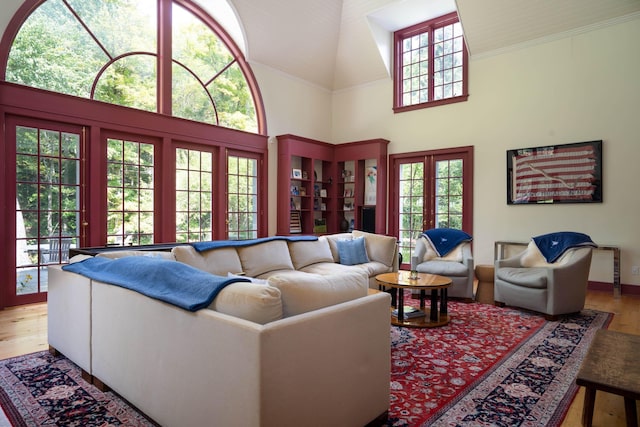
<box><xmin>0</xmin><ymin>300</ymin><xmax>611</xmax><ymax>427</ymax></box>
<box><xmin>384</xmin><ymin>299</ymin><xmax>612</xmax><ymax>426</ymax></box>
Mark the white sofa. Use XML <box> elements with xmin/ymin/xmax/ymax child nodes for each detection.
<box><xmin>48</xmin><ymin>231</ymin><xmax>397</xmax><ymax>427</ymax></box>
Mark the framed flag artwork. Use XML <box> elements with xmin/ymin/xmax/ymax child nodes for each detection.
<box><xmin>507</xmin><ymin>140</ymin><xmax>602</xmax><ymax>204</ymax></box>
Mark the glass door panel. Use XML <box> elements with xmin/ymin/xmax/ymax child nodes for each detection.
<box><xmin>14</xmin><ymin>122</ymin><xmax>82</xmax><ymax>303</ymax></box>
<box><xmin>227</xmin><ymin>153</ymin><xmax>258</xmax><ymax>239</ymax></box>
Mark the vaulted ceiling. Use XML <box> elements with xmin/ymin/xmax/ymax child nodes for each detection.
<box><xmin>225</xmin><ymin>0</ymin><xmax>640</xmax><ymax>91</ymax></box>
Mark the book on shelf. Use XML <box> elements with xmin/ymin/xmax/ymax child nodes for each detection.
<box><xmin>289</xmin><ymin>211</ymin><xmax>302</xmax><ymax>233</ymax></box>
<box><xmin>313</xmin><ymin>218</ymin><xmax>327</xmax><ymax>233</ymax></box>
<box><xmin>392</xmin><ymin>306</ymin><xmax>425</xmax><ymax>319</ymax></box>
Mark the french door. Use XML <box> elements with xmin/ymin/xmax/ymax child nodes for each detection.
<box><xmin>390</xmin><ymin>147</ymin><xmax>473</xmax><ymax>269</ymax></box>
<box><xmin>6</xmin><ymin>116</ymin><xmax>85</xmax><ymax>306</ymax></box>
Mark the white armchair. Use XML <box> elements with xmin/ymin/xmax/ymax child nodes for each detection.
<box><xmin>494</xmin><ymin>240</ymin><xmax>594</xmax><ymax>319</ymax></box>
<box><xmin>411</xmin><ymin>235</ymin><xmax>474</xmax><ymax>300</ymax></box>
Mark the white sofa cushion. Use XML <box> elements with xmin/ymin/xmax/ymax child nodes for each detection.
<box><xmin>238</xmin><ymin>240</ymin><xmax>294</xmax><ymax>277</ymax></box>
<box><xmin>209</xmin><ymin>281</ymin><xmax>283</xmax><ymax>324</ymax></box>
<box><xmin>172</xmin><ymin>245</ymin><xmax>243</xmax><ymax>276</ymax></box>
<box><xmin>416</xmin><ymin>260</ymin><xmax>469</xmax><ymax>277</ymax></box>
<box><xmin>267</xmin><ymin>271</ymin><xmax>367</xmax><ymax>317</ymax></box>
<box><xmin>288</xmin><ymin>238</ymin><xmax>334</xmax><ymax>269</ymax></box>
<box><xmin>353</xmin><ymin>230</ymin><xmax>397</xmax><ymax>268</ymax></box>
<box><xmin>421</xmin><ymin>238</ymin><xmax>464</xmax><ymax>262</ymax></box>
<box><xmin>520</xmin><ymin>241</ymin><xmax>572</xmax><ymax>268</ymax></box>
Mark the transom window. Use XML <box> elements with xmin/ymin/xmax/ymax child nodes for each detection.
<box><xmin>393</xmin><ymin>12</ymin><xmax>468</xmax><ymax>112</ymax></box>
<box><xmin>6</xmin><ymin>0</ymin><xmax>260</xmax><ymax>132</ymax></box>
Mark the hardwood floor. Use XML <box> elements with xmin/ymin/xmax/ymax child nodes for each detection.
<box><xmin>0</xmin><ymin>289</ymin><xmax>638</xmax><ymax>426</ymax></box>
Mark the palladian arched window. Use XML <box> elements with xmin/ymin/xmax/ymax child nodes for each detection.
<box><xmin>5</xmin><ymin>0</ymin><xmax>262</xmax><ymax>133</ymax></box>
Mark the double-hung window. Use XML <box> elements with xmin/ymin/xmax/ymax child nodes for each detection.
<box><xmin>393</xmin><ymin>12</ymin><xmax>469</xmax><ymax>112</ymax></box>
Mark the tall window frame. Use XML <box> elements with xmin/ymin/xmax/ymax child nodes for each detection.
<box><xmin>390</xmin><ymin>146</ymin><xmax>473</xmax><ymax>269</ymax></box>
<box><xmin>0</xmin><ymin>1</ymin><xmax>268</xmax><ymax>308</ymax></box>
<box><xmin>393</xmin><ymin>12</ymin><xmax>469</xmax><ymax>113</ymax></box>
<box><xmin>1</xmin><ymin>0</ymin><xmax>266</xmax><ymax>134</ymax></box>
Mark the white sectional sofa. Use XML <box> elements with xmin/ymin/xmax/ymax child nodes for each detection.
<box><xmin>48</xmin><ymin>231</ymin><xmax>397</xmax><ymax>427</ymax></box>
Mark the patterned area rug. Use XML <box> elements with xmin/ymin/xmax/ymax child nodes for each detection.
<box><xmin>0</xmin><ymin>301</ymin><xmax>611</xmax><ymax>427</ymax></box>
<box><xmin>385</xmin><ymin>299</ymin><xmax>612</xmax><ymax>427</ymax></box>
<box><xmin>0</xmin><ymin>351</ymin><xmax>156</xmax><ymax>426</ymax></box>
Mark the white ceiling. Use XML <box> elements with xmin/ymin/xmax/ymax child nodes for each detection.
<box><xmin>217</xmin><ymin>0</ymin><xmax>640</xmax><ymax>91</ymax></box>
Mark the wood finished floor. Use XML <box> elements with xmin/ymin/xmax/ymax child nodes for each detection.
<box><xmin>0</xmin><ymin>289</ymin><xmax>638</xmax><ymax>426</ymax></box>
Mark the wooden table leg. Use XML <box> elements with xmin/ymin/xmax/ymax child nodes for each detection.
<box><xmin>440</xmin><ymin>289</ymin><xmax>448</xmax><ymax>315</ymax></box>
<box><xmin>582</xmin><ymin>387</ymin><xmax>596</xmax><ymax>427</ymax></box>
<box><xmin>430</xmin><ymin>289</ymin><xmax>438</xmax><ymax>322</ymax></box>
<box><xmin>624</xmin><ymin>397</ymin><xmax>638</xmax><ymax>427</ymax></box>
<box><xmin>397</xmin><ymin>288</ymin><xmax>405</xmax><ymax>322</ymax></box>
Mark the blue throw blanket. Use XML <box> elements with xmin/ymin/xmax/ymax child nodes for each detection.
<box><xmin>63</xmin><ymin>257</ymin><xmax>250</xmax><ymax>311</ymax></box>
<box><xmin>532</xmin><ymin>231</ymin><xmax>597</xmax><ymax>263</ymax></box>
<box><xmin>191</xmin><ymin>235</ymin><xmax>318</xmax><ymax>253</ymax></box>
<box><xmin>422</xmin><ymin>228</ymin><xmax>472</xmax><ymax>257</ymax></box>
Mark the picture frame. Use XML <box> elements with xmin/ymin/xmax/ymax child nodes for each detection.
<box><xmin>292</xmin><ymin>168</ymin><xmax>302</xmax><ymax>179</ymax></box>
<box><xmin>506</xmin><ymin>140</ymin><xmax>602</xmax><ymax>205</ymax></box>
<box><xmin>320</xmin><ymin>189</ymin><xmax>327</xmax><ymax>198</ymax></box>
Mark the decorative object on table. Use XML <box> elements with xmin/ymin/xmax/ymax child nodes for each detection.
<box><xmin>339</xmin><ymin>217</ymin><xmax>349</xmax><ymax>232</ymax></box>
<box><xmin>302</xmin><ymin>170</ymin><xmax>308</xmax><ymax>179</ymax></box>
<box><xmin>391</xmin><ymin>305</ymin><xmax>424</xmax><ymax>319</ymax></box>
<box><xmin>299</xmin><ymin>187</ymin><xmax>306</xmax><ymax>196</ymax></box>
<box><xmin>506</xmin><ymin>140</ymin><xmax>602</xmax><ymax>205</ymax></box>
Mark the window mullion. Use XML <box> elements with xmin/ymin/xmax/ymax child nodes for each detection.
<box><xmin>428</xmin><ymin>27</ymin><xmax>435</xmax><ymax>103</ymax></box>
<box><xmin>157</xmin><ymin>0</ymin><xmax>172</xmax><ymax>115</ymax></box>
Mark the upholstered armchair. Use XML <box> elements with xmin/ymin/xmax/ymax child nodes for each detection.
<box><xmin>410</xmin><ymin>229</ymin><xmax>474</xmax><ymax>300</ymax></box>
<box><xmin>494</xmin><ymin>232</ymin><xmax>596</xmax><ymax>319</ymax></box>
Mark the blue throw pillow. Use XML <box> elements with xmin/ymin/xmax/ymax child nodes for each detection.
<box><xmin>337</xmin><ymin>236</ymin><xmax>370</xmax><ymax>266</ymax></box>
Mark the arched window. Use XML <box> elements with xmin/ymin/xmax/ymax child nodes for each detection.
<box><xmin>4</xmin><ymin>0</ymin><xmax>263</xmax><ymax>133</ymax></box>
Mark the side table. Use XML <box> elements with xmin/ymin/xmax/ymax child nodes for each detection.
<box><xmin>375</xmin><ymin>271</ymin><xmax>452</xmax><ymax>328</ymax></box>
<box><xmin>576</xmin><ymin>329</ymin><xmax>640</xmax><ymax>427</ymax></box>
<box><xmin>474</xmin><ymin>264</ymin><xmax>495</xmax><ymax>304</ymax></box>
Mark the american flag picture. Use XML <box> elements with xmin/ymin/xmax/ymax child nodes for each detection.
<box><xmin>507</xmin><ymin>141</ymin><xmax>602</xmax><ymax>204</ymax></box>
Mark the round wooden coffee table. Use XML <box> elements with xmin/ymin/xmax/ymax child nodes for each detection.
<box><xmin>376</xmin><ymin>271</ymin><xmax>452</xmax><ymax>328</ymax></box>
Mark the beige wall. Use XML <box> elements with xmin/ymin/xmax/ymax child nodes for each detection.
<box><xmin>328</xmin><ymin>18</ymin><xmax>640</xmax><ymax>286</ymax></box>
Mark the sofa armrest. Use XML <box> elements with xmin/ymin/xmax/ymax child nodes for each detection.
<box><xmin>259</xmin><ymin>291</ymin><xmax>391</xmax><ymax>426</ymax></box>
<box><xmin>47</xmin><ymin>266</ymin><xmax>92</xmax><ymax>374</ymax></box>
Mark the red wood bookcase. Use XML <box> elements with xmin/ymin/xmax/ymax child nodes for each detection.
<box><xmin>277</xmin><ymin>134</ymin><xmax>389</xmax><ymax>236</ymax></box>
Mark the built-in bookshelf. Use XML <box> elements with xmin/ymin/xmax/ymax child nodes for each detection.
<box><xmin>277</xmin><ymin>134</ymin><xmax>389</xmax><ymax>235</ymax></box>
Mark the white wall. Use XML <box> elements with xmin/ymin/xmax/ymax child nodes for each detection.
<box><xmin>329</xmin><ymin>18</ymin><xmax>640</xmax><ymax>286</ymax></box>
<box><xmin>249</xmin><ymin>62</ymin><xmax>333</xmax><ymax>235</ymax></box>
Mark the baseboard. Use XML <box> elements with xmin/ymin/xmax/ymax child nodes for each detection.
<box><xmin>588</xmin><ymin>281</ymin><xmax>640</xmax><ymax>296</ymax></box>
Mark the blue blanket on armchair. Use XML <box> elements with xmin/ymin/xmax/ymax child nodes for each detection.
<box><xmin>532</xmin><ymin>231</ymin><xmax>597</xmax><ymax>263</ymax></box>
<box><xmin>422</xmin><ymin>228</ymin><xmax>472</xmax><ymax>257</ymax></box>
<box><xmin>63</xmin><ymin>257</ymin><xmax>250</xmax><ymax>311</ymax></box>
